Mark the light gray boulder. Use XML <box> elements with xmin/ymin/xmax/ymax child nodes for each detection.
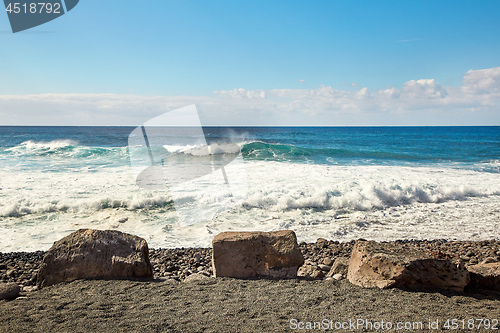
<box><xmin>37</xmin><ymin>229</ymin><xmax>153</xmax><ymax>288</ymax></box>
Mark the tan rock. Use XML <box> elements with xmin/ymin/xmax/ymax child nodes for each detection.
<box><xmin>326</xmin><ymin>257</ymin><xmax>349</xmax><ymax>277</ymax></box>
<box><xmin>183</xmin><ymin>273</ymin><xmax>211</xmax><ymax>283</ymax></box>
<box><xmin>37</xmin><ymin>229</ymin><xmax>153</xmax><ymax>288</ymax></box>
<box><xmin>212</xmin><ymin>230</ymin><xmax>304</xmax><ymax>278</ymax></box>
<box><xmin>322</xmin><ymin>258</ymin><xmax>333</xmax><ymax>266</ymax></box>
<box><xmin>347</xmin><ymin>240</ymin><xmax>469</xmax><ymax>291</ymax></box>
<box><xmin>467</xmin><ymin>262</ymin><xmax>500</xmax><ymax>291</ymax></box>
<box><xmin>297</xmin><ymin>264</ymin><xmax>325</xmax><ymax>279</ymax></box>
<box><xmin>0</xmin><ymin>283</ymin><xmax>20</xmax><ymax>300</ymax></box>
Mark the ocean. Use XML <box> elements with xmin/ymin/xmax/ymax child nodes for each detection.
<box><xmin>1</xmin><ymin>126</ymin><xmax>499</xmax><ymax>252</ymax></box>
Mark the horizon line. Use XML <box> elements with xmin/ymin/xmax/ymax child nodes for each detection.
<box><xmin>1</xmin><ymin>125</ymin><xmax>499</xmax><ymax>128</ymax></box>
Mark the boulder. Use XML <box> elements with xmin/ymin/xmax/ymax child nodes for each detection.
<box><xmin>37</xmin><ymin>229</ymin><xmax>153</xmax><ymax>288</ymax></box>
<box><xmin>326</xmin><ymin>257</ymin><xmax>349</xmax><ymax>278</ymax></box>
<box><xmin>298</xmin><ymin>264</ymin><xmax>325</xmax><ymax>279</ymax></box>
<box><xmin>347</xmin><ymin>240</ymin><xmax>470</xmax><ymax>291</ymax></box>
<box><xmin>212</xmin><ymin>230</ymin><xmax>304</xmax><ymax>278</ymax></box>
<box><xmin>467</xmin><ymin>262</ymin><xmax>500</xmax><ymax>291</ymax></box>
<box><xmin>0</xmin><ymin>283</ymin><xmax>20</xmax><ymax>300</ymax></box>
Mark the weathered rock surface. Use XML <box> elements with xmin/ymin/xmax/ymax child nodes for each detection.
<box><xmin>212</xmin><ymin>230</ymin><xmax>304</xmax><ymax>278</ymax></box>
<box><xmin>0</xmin><ymin>283</ymin><xmax>20</xmax><ymax>300</ymax></box>
<box><xmin>326</xmin><ymin>257</ymin><xmax>350</xmax><ymax>278</ymax></box>
<box><xmin>347</xmin><ymin>240</ymin><xmax>470</xmax><ymax>291</ymax></box>
<box><xmin>183</xmin><ymin>273</ymin><xmax>211</xmax><ymax>283</ymax></box>
<box><xmin>467</xmin><ymin>262</ymin><xmax>500</xmax><ymax>291</ymax></box>
<box><xmin>297</xmin><ymin>263</ymin><xmax>325</xmax><ymax>279</ymax></box>
<box><xmin>4</xmin><ymin>239</ymin><xmax>500</xmax><ymax>286</ymax></box>
<box><xmin>37</xmin><ymin>229</ymin><xmax>153</xmax><ymax>288</ymax></box>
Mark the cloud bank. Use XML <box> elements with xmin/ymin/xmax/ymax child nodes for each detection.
<box><xmin>1</xmin><ymin>67</ymin><xmax>499</xmax><ymax>126</ymax></box>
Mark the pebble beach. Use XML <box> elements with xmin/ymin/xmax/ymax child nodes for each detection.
<box><xmin>2</xmin><ymin>239</ymin><xmax>500</xmax><ymax>287</ymax></box>
<box><xmin>2</xmin><ymin>239</ymin><xmax>500</xmax><ymax>332</ymax></box>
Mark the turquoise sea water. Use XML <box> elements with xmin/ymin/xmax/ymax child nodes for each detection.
<box><xmin>0</xmin><ymin>126</ymin><xmax>499</xmax><ymax>251</ymax></box>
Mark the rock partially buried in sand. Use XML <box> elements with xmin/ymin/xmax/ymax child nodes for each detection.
<box><xmin>326</xmin><ymin>257</ymin><xmax>349</xmax><ymax>278</ymax></box>
<box><xmin>183</xmin><ymin>273</ymin><xmax>211</xmax><ymax>282</ymax></box>
<box><xmin>467</xmin><ymin>262</ymin><xmax>500</xmax><ymax>291</ymax></box>
<box><xmin>298</xmin><ymin>263</ymin><xmax>325</xmax><ymax>279</ymax></box>
<box><xmin>0</xmin><ymin>283</ymin><xmax>20</xmax><ymax>300</ymax></box>
<box><xmin>347</xmin><ymin>240</ymin><xmax>470</xmax><ymax>292</ymax></box>
<box><xmin>37</xmin><ymin>229</ymin><xmax>153</xmax><ymax>289</ymax></box>
<box><xmin>212</xmin><ymin>230</ymin><xmax>304</xmax><ymax>278</ymax></box>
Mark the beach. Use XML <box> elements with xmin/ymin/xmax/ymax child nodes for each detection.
<box><xmin>1</xmin><ymin>126</ymin><xmax>500</xmax><ymax>331</ymax></box>
<box><xmin>2</xmin><ymin>277</ymin><xmax>500</xmax><ymax>333</ymax></box>
<box><xmin>2</xmin><ymin>239</ymin><xmax>500</xmax><ymax>332</ymax></box>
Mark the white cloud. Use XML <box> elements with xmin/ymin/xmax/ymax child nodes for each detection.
<box><xmin>400</xmin><ymin>79</ymin><xmax>448</xmax><ymax>99</ymax></box>
<box><xmin>213</xmin><ymin>88</ymin><xmax>266</xmax><ymax>99</ymax></box>
<box><xmin>1</xmin><ymin>67</ymin><xmax>499</xmax><ymax>126</ymax></box>
<box><xmin>357</xmin><ymin>87</ymin><xmax>370</xmax><ymax>99</ymax></box>
<box><xmin>462</xmin><ymin>67</ymin><xmax>500</xmax><ymax>95</ymax></box>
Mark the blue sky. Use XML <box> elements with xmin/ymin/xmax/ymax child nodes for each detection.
<box><xmin>1</xmin><ymin>0</ymin><xmax>500</xmax><ymax>125</ymax></box>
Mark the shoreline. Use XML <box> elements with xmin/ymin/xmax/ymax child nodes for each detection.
<box><xmin>2</xmin><ymin>238</ymin><xmax>500</xmax><ymax>332</ymax></box>
<box><xmin>2</xmin><ymin>238</ymin><xmax>499</xmax><ymax>288</ymax></box>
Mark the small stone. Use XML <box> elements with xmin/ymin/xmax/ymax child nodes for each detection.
<box><xmin>194</xmin><ymin>253</ymin><xmax>201</xmax><ymax>263</ymax></box>
<box><xmin>322</xmin><ymin>258</ymin><xmax>333</xmax><ymax>266</ymax></box>
<box><xmin>332</xmin><ymin>273</ymin><xmax>343</xmax><ymax>280</ymax></box>
<box><xmin>22</xmin><ymin>286</ymin><xmax>38</xmax><ymax>292</ymax></box>
<box><xmin>318</xmin><ymin>264</ymin><xmax>331</xmax><ymax>272</ymax></box>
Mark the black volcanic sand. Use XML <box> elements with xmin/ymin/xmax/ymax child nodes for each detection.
<box><xmin>1</xmin><ymin>239</ymin><xmax>500</xmax><ymax>332</ymax></box>
<box><xmin>1</xmin><ymin>278</ymin><xmax>500</xmax><ymax>332</ymax></box>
